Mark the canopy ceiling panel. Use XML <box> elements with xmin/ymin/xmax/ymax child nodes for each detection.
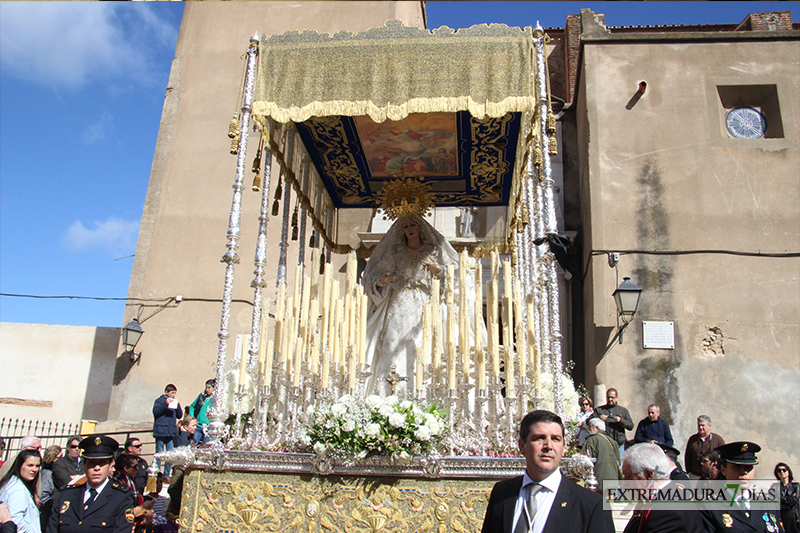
<box><xmin>253</xmin><ymin>20</ymin><xmax>539</xmax><ymax>212</ymax></box>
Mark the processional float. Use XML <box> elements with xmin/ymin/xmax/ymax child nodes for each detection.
<box><xmin>162</xmin><ymin>21</ymin><xmax>593</xmax><ymax>533</ymax></box>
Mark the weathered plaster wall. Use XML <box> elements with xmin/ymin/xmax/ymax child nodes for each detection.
<box><xmin>0</xmin><ymin>323</ymin><xmax>119</xmax><ymax>424</ymax></box>
<box><xmin>107</xmin><ymin>2</ymin><xmax>426</xmax><ymax>424</ymax></box>
<box><xmin>580</xmin><ymin>36</ymin><xmax>800</xmax><ymax>475</ymax></box>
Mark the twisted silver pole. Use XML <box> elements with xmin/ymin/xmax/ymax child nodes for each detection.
<box><xmin>208</xmin><ymin>34</ymin><xmax>260</xmax><ymax>447</ymax></box>
<box><xmin>534</xmin><ymin>24</ymin><xmax>564</xmax><ymax>416</ymax></box>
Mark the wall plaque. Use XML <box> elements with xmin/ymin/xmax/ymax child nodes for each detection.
<box><xmin>642</xmin><ymin>321</ymin><xmax>675</xmax><ymax>349</ymax></box>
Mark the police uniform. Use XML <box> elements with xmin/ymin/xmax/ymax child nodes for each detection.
<box><xmin>701</xmin><ymin>441</ymin><xmax>784</xmax><ymax>533</ymax></box>
<box><xmin>46</xmin><ymin>435</ymin><xmax>136</xmax><ymax>533</ymax></box>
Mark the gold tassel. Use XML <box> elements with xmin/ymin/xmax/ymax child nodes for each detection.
<box><xmin>521</xmin><ymin>205</ymin><xmax>529</xmax><ymax>227</ymax></box>
<box><xmin>534</xmin><ymin>140</ymin><xmax>543</xmax><ymax>167</ymax></box>
<box><xmin>228</xmin><ymin>112</ymin><xmax>240</xmax><ymax>155</ymax></box>
<box><xmin>251</xmin><ymin>148</ymin><xmax>262</xmax><ymax>192</ymax></box>
<box><xmin>228</xmin><ymin>112</ymin><xmax>240</xmax><ymax>139</ymax></box>
<box><xmin>271</xmin><ymin>181</ymin><xmax>282</xmax><ymax>216</ymax></box>
<box><xmin>549</xmin><ymin>133</ymin><xmax>558</xmax><ymax>156</ymax></box>
<box><xmin>546</xmin><ymin>112</ymin><xmax>557</xmax><ymax>135</ymax></box>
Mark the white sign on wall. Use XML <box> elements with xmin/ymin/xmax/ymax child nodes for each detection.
<box><xmin>642</xmin><ymin>320</ymin><xmax>674</xmax><ymax>349</ymax></box>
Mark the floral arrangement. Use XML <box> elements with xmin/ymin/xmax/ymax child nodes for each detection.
<box><xmin>297</xmin><ymin>394</ymin><xmax>447</xmax><ymax>460</ymax></box>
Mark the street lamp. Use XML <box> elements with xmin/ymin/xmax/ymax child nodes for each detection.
<box><xmin>121</xmin><ymin>318</ymin><xmax>144</xmax><ymax>362</ymax></box>
<box><xmin>612</xmin><ymin>277</ymin><xmax>642</xmax><ymax>344</ymax></box>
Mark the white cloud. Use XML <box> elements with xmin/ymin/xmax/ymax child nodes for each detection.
<box><xmin>64</xmin><ymin>217</ymin><xmax>140</xmax><ymax>257</ymax></box>
<box><xmin>0</xmin><ymin>2</ymin><xmax>178</xmax><ymax>89</ymax></box>
<box><xmin>81</xmin><ymin>110</ymin><xmax>114</xmax><ymax>145</ymax></box>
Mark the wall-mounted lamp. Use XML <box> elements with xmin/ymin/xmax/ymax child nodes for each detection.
<box><xmin>121</xmin><ymin>318</ymin><xmax>144</xmax><ymax>363</ymax></box>
<box><xmin>612</xmin><ymin>277</ymin><xmax>642</xmax><ymax>344</ymax></box>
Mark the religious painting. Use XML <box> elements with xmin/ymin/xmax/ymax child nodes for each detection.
<box><xmin>354</xmin><ymin>113</ymin><xmax>459</xmax><ymax>178</ymax></box>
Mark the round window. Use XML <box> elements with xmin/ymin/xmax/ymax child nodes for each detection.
<box><xmin>725</xmin><ymin>107</ymin><xmax>767</xmax><ymax>139</ymax></box>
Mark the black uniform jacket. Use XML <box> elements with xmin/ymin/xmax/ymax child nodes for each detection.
<box><xmin>623</xmin><ymin>508</ymin><xmax>708</xmax><ymax>533</ymax></box>
<box><xmin>46</xmin><ymin>478</ymin><xmax>136</xmax><ymax>533</ymax></box>
<box><xmin>481</xmin><ymin>475</ymin><xmax>615</xmax><ymax>533</ymax></box>
<box><xmin>702</xmin><ymin>508</ymin><xmax>785</xmax><ymax>533</ymax></box>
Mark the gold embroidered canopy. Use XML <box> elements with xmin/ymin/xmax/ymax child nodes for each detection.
<box><xmin>250</xmin><ymin>20</ymin><xmax>543</xmax><ymax>251</ymax></box>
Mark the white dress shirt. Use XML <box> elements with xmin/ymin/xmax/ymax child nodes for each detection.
<box><xmin>513</xmin><ymin>468</ymin><xmax>562</xmax><ymax>533</ymax></box>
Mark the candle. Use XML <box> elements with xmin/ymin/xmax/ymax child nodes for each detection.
<box><xmin>422</xmin><ymin>304</ymin><xmax>431</xmax><ymax>366</ymax></box>
<box><xmin>415</xmin><ymin>345</ymin><xmax>423</xmax><ymax>391</ymax></box>
<box><xmin>459</xmin><ymin>251</ymin><xmax>469</xmax><ymax>381</ymax></box>
<box><xmin>282</xmin><ymin>296</ymin><xmax>295</xmax><ymax>365</ymax></box>
<box><xmin>504</xmin><ymin>295</ymin><xmax>515</xmax><ymax>392</ymax></box>
<box><xmin>490</xmin><ymin>251</ymin><xmax>500</xmax><ymax>377</ymax></box>
<box><xmin>446</xmin><ymin>263</ymin><xmax>455</xmax><ymax>305</ymax></box>
<box><xmin>299</xmin><ymin>275</ymin><xmax>311</xmax><ymax>340</ymax></box>
<box><xmin>310</xmin><ymin>248</ymin><xmax>320</xmax><ymax>299</ymax></box>
<box><xmin>431</xmin><ymin>278</ymin><xmax>441</xmax><ymax>373</ymax></box>
<box><xmin>321</xmin><ymin>348</ymin><xmax>330</xmax><ymax>389</ymax></box>
<box><xmin>358</xmin><ymin>289</ymin><xmax>367</xmax><ymax>365</ymax></box>
<box><xmin>309</xmin><ymin>299</ymin><xmax>319</xmax><ymax>374</ymax></box>
<box><xmin>332</xmin><ymin>299</ymin><xmax>342</xmax><ymax>365</ymax></box>
<box><xmin>264</xmin><ymin>339</ymin><xmax>274</xmax><ymax>386</ymax></box>
<box><xmin>348</xmin><ymin>343</ymin><xmax>356</xmax><ymax>390</ymax></box>
<box><xmin>321</xmin><ymin>262</ymin><xmax>332</xmax><ymax>347</ymax></box>
<box><xmin>292</xmin><ymin>335</ymin><xmax>304</xmax><ymax>388</ymax></box>
<box><xmin>447</xmin><ymin>302</ymin><xmax>456</xmax><ymax>390</ymax></box>
<box><xmin>345</xmin><ymin>251</ymin><xmax>357</xmax><ymax>340</ymax></box>
<box><xmin>475</xmin><ymin>262</ymin><xmax>485</xmax><ymax>390</ymax></box>
<box><xmin>239</xmin><ymin>335</ymin><xmax>250</xmax><ymax>386</ymax></box>
<box><xmin>329</xmin><ymin>281</ymin><xmax>339</xmax><ymax>360</ymax></box>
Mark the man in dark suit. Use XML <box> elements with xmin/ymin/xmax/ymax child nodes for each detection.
<box><xmin>621</xmin><ymin>443</ymin><xmax>706</xmax><ymax>533</ymax></box>
<box><xmin>481</xmin><ymin>410</ymin><xmax>614</xmax><ymax>533</ymax></box>
<box><xmin>51</xmin><ymin>436</ymin><xmax>83</xmax><ymax>489</ymax></box>
<box><xmin>702</xmin><ymin>441</ymin><xmax>784</xmax><ymax>533</ymax></box>
<box><xmin>46</xmin><ymin>435</ymin><xmax>136</xmax><ymax>533</ymax></box>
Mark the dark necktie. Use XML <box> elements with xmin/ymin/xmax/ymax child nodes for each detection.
<box><xmin>514</xmin><ymin>483</ymin><xmax>542</xmax><ymax>533</ymax></box>
<box><xmin>84</xmin><ymin>488</ymin><xmax>98</xmax><ymax>513</ymax></box>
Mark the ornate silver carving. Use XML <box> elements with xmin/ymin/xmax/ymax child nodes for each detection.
<box><xmin>208</xmin><ymin>34</ymin><xmax>260</xmax><ymax>445</ymax></box>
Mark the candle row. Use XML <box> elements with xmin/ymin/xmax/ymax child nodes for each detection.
<box><xmin>241</xmin><ymin>248</ymin><xmax>543</xmax><ymax>397</ymax></box>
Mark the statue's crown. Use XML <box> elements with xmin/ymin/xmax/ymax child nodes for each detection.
<box><xmin>375</xmin><ymin>177</ymin><xmax>433</xmax><ymax>220</ymax></box>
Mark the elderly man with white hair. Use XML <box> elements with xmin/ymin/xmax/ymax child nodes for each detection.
<box><xmin>581</xmin><ymin>418</ymin><xmax>621</xmax><ymax>490</ymax></box>
<box><xmin>621</xmin><ymin>443</ymin><xmax>706</xmax><ymax>533</ymax></box>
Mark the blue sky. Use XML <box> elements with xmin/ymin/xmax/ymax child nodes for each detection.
<box><xmin>1</xmin><ymin>1</ymin><xmax>797</xmax><ymax>328</ymax></box>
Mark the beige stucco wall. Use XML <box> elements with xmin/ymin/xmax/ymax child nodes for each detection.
<box><xmin>578</xmin><ymin>36</ymin><xmax>800</xmax><ymax>476</ymax></box>
<box><xmin>0</xmin><ymin>323</ymin><xmax>119</xmax><ymax>424</ymax></box>
<box><xmin>108</xmin><ymin>2</ymin><xmax>426</xmax><ymax>424</ymax></box>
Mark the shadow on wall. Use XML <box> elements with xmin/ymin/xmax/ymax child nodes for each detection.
<box><xmin>675</xmin><ymin>352</ymin><xmax>800</xmax><ymax>471</ymax></box>
<box><xmin>81</xmin><ymin>327</ymin><xmax>121</xmax><ymax>422</ymax></box>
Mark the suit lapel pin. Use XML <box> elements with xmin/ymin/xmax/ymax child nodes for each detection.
<box><xmin>561</xmin><ymin>502</ymin><xmax>567</xmax><ymax>507</ymax></box>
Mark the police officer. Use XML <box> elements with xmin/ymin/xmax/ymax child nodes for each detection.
<box><xmin>702</xmin><ymin>441</ymin><xmax>784</xmax><ymax>533</ymax></box>
<box><xmin>46</xmin><ymin>435</ymin><xmax>136</xmax><ymax>533</ymax></box>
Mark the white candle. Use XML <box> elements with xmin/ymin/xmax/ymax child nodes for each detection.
<box><xmin>514</xmin><ymin>279</ymin><xmax>526</xmax><ymax>380</ymax></box>
<box><xmin>257</xmin><ymin>297</ymin><xmax>269</xmax><ymax>376</ymax></box>
<box><xmin>358</xmin><ymin>290</ymin><xmax>367</xmax><ymax>365</ymax></box>
<box><xmin>422</xmin><ymin>304</ymin><xmax>431</xmax><ymax>366</ymax></box>
<box><xmin>475</xmin><ymin>262</ymin><xmax>485</xmax><ymax>390</ymax></box>
<box><xmin>264</xmin><ymin>339</ymin><xmax>274</xmax><ymax>385</ymax></box>
<box><xmin>239</xmin><ymin>335</ymin><xmax>250</xmax><ymax>386</ymax></box>
<box><xmin>321</xmin><ymin>262</ymin><xmax>332</xmax><ymax>347</ymax></box>
<box><xmin>459</xmin><ymin>251</ymin><xmax>469</xmax><ymax>381</ymax></box>
<box><xmin>309</xmin><ymin>299</ymin><xmax>319</xmax><ymax>374</ymax></box>
<box><xmin>416</xmin><ymin>345</ymin><xmax>423</xmax><ymax>391</ymax></box>
<box><xmin>292</xmin><ymin>335</ymin><xmax>304</xmax><ymax>388</ymax></box>
<box><xmin>310</xmin><ymin>248</ymin><xmax>320</xmax><ymax>299</ymax></box>
<box><xmin>431</xmin><ymin>278</ymin><xmax>441</xmax><ymax>373</ymax></box>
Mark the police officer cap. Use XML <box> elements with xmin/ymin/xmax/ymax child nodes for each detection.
<box><xmin>715</xmin><ymin>441</ymin><xmax>760</xmax><ymax>465</ymax></box>
<box><xmin>656</xmin><ymin>442</ymin><xmax>681</xmax><ymax>456</ymax></box>
<box><xmin>79</xmin><ymin>435</ymin><xmax>119</xmax><ymax>459</ymax></box>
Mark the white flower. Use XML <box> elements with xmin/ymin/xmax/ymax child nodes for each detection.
<box><xmin>331</xmin><ymin>403</ymin><xmax>346</xmax><ymax>416</ymax></box>
<box><xmin>342</xmin><ymin>420</ymin><xmax>355</xmax><ymax>432</ymax></box>
<box><xmin>313</xmin><ymin>442</ymin><xmax>326</xmax><ymax>455</ymax></box>
<box><xmin>366</xmin><ymin>423</ymin><xmax>381</xmax><ymax>438</ymax></box>
<box><xmin>366</xmin><ymin>395</ymin><xmax>383</xmax><ymax>409</ymax></box>
<box><xmin>400</xmin><ymin>400</ymin><xmax>413</xmax><ymax>410</ymax></box>
<box><xmin>379</xmin><ymin>404</ymin><xmax>395</xmax><ymax>418</ymax></box>
<box><xmin>384</xmin><ymin>395</ymin><xmax>399</xmax><ymax>405</ymax></box>
<box><xmin>389</xmin><ymin>412</ymin><xmax>406</xmax><ymax>428</ymax></box>
<box><xmin>426</xmin><ymin>418</ymin><xmax>442</xmax><ymax>435</ymax></box>
<box><xmin>415</xmin><ymin>426</ymin><xmax>432</xmax><ymax>441</ymax></box>
<box><xmin>398</xmin><ymin>451</ymin><xmax>411</xmax><ymax>462</ymax></box>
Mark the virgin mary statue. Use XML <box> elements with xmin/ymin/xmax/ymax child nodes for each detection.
<box><xmin>362</xmin><ymin>214</ymin><xmax>460</xmax><ymax>395</ymax></box>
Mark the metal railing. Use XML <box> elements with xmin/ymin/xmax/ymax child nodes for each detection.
<box><xmin>0</xmin><ymin>417</ymin><xmax>157</xmax><ymax>463</ymax></box>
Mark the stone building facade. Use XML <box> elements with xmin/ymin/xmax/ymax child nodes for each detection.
<box><xmin>104</xmin><ymin>3</ymin><xmax>798</xmax><ymax>473</ymax></box>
